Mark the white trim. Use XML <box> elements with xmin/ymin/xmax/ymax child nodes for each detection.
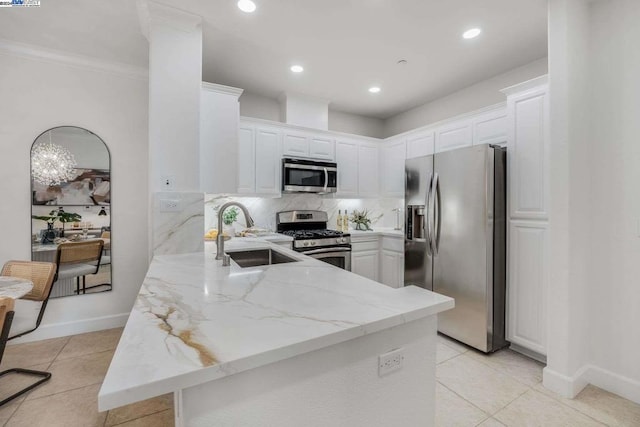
<box><xmin>0</xmin><ymin>38</ymin><xmax>148</xmax><ymax>80</ymax></box>
<box><xmin>588</xmin><ymin>365</ymin><xmax>640</xmax><ymax>405</ymax></box>
<box><xmin>501</xmin><ymin>75</ymin><xmax>549</xmax><ymax>96</ymax></box>
<box><xmin>147</xmin><ymin>0</ymin><xmax>202</xmax><ymax>33</ymax></box>
<box><xmin>7</xmin><ymin>313</ymin><xmax>129</xmax><ymax>344</ymax></box>
<box><xmin>543</xmin><ymin>364</ymin><xmax>640</xmax><ymax>405</ymax></box>
<box><xmin>202</xmin><ymin>82</ymin><xmax>244</xmax><ymax>98</ymax></box>
<box><xmin>542</xmin><ymin>365</ymin><xmax>589</xmax><ymax>398</ymax></box>
<box><xmin>383</xmin><ymin>102</ymin><xmax>507</xmax><ymax>142</ymax></box>
<box><xmin>509</xmin><ymin>342</ymin><xmax>547</xmax><ymax>364</ymax></box>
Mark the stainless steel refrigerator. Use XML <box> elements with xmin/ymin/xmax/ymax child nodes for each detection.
<box><xmin>404</xmin><ymin>144</ymin><xmax>507</xmax><ymax>353</ymax></box>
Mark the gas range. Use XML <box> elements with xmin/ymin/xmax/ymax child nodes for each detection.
<box><xmin>279</xmin><ymin>229</ymin><xmax>350</xmax><ymax>250</ymax></box>
<box><xmin>276</xmin><ymin>211</ymin><xmax>352</xmax><ymax>271</ymax></box>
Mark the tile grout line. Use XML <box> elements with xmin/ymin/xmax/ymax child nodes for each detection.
<box><xmin>436</xmin><ymin>379</ymin><xmax>492</xmax><ymax>419</ymax></box>
<box><xmin>2</xmin><ymin>336</ymin><xmax>72</xmax><ymax>425</ymax></box>
<box><xmin>527</xmin><ymin>387</ymin><xmax>610</xmax><ymax>426</ymax></box>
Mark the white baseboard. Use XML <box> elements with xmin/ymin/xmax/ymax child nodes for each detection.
<box><xmin>7</xmin><ymin>313</ymin><xmax>129</xmax><ymax>344</ymax></box>
<box><xmin>543</xmin><ymin>364</ymin><xmax>640</xmax><ymax>405</ymax></box>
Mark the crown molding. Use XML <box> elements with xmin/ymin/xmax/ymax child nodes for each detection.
<box><xmin>0</xmin><ymin>38</ymin><xmax>148</xmax><ymax>80</ymax></box>
<box><xmin>202</xmin><ymin>82</ymin><xmax>244</xmax><ymax>98</ymax></box>
<box><xmin>501</xmin><ymin>75</ymin><xmax>549</xmax><ymax>96</ymax></box>
<box><xmin>146</xmin><ymin>0</ymin><xmax>202</xmax><ymax>35</ymax></box>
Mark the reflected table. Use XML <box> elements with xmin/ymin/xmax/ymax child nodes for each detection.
<box><xmin>0</xmin><ymin>277</ymin><xmax>33</xmax><ymax>299</ymax></box>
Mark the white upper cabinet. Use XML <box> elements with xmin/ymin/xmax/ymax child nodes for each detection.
<box><xmin>406</xmin><ymin>130</ymin><xmax>435</xmax><ymax>159</ymax></box>
<box><xmin>435</xmin><ymin>119</ymin><xmax>473</xmax><ymax>153</ymax></box>
<box><xmin>309</xmin><ymin>136</ymin><xmax>335</xmax><ymax>160</ymax></box>
<box><xmin>282</xmin><ymin>130</ymin><xmax>335</xmax><ymax>161</ymax></box>
<box><xmin>238</xmin><ymin>120</ymin><xmax>281</xmax><ymax>196</ymax></box>
<box><xmin>380</xmin><ymin>138</ymin><xmax>406</xmax><ymax>198</ymax></box>
<box><xmin>237</xmin><ymin>124</ymin><xmax>256</xmax><ymax>194</ymax></box>
<box><xmin>200</xmin><ymin>83</ymin><xmax>243</xmax><ymax>193</ymax></box>
<box><xmin>255</xmin><ymin>127</ymin><xmax>281</xmax><ymax>195</ymax></box>
<box><xmin>335</xmin><ymin>139</ymin><xmax>359</xmax><ymax>197</ymax></box>
<box><xmin>358</xmin><ymin>141</ymin><xmax>380</xmax><ymax>197</ymax></box>
<box><xmin>473</xmin><ymin>108</ymin><xmax>508</xmax><ymax>146</ymax></box>
<box><xmin>505</xmin><ymin>80</ymin><xmax>549</xmax><ymax>219</ymax></box>
<box><xmin>282</xmin><ymin>132</ymin><xmax>309</xmax><ymax>158</ymax></box>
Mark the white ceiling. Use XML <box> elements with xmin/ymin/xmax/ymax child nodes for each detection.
<box><xmin>0</xmin><ymin>0</ymin><xmax>547</xmax><ymax>119</ymax></box>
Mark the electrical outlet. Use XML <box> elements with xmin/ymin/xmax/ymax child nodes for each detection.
<box><xmin>160</xmin><ymin>199</ymin><xmax>181</xmax><ymax>212</ymax></box>
<box><xmin>378</xmin><ymin>348</ymin><xmax>404</xmax><ymax>377</ymax></box>
<box><xmin>161</xmin><ymin>175</ymin><xmax>175</xmax><ymax>191</ymax></box>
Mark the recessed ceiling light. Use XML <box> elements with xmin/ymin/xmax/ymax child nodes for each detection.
<box><xmin>369</xmin><ymin>86</ymin><xmax>381</xmax><ymax>94</ymax></box>
<box><xmin>463</xmin><ymin>28</ymin><xmax>482</xmax><ymax>39</ymax></box>
<box><xmin>237</xmin><ymin>0</ymin><xmax>256</xmax><ymax>13</ymax></box>
<box><xmin>290</xmin><ymin>65</ymin><xmax>304</xmax><ymax>73</ymax></box>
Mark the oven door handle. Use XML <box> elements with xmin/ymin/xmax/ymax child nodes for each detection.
<box><xmin>301</xmin><ymin>247</ymin><xmax>351</xmax><ymax>255</ymax></box>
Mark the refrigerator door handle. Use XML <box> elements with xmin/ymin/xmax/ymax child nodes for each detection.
<box><xmin>427</xmin><ymin>172</ymin><xmax>438</xmax><ymax>255</ymax></box>
<box><xmin>433</xmin><ymin>172</ymin><xmax>442</xmax><ymax>254</ymax></box>
<box><xmin>426</xmin><ymin>172</ymin><xmax>434</xmax><ymax>255</ymax></box>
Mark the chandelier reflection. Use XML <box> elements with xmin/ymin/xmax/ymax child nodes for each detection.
<box><xmin>31</xmin><ymin>134</ymin><xmax>77</xmax><ymax>186</ymax></box>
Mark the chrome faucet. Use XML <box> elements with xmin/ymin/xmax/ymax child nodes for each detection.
<box><xmin>216</xmin><ymin>202</ymin><xmax>255</xmax><ymax>266</ymax></box>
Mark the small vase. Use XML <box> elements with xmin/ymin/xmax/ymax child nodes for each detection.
<box><xmin>355</xmin><ymin>223</ymin><xmax>365</xmax><ymax>231</ymax></box>
<box><xmin>223</xmin><ymin>225</ymin><xmax>235</xmax><ymax>239</ymax></box>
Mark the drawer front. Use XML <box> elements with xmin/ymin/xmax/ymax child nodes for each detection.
<box><xmin>352</xmin><ymin>239</ymin><xmax>379</xmax><ymax>252</ymax></box>
<box><xmin>381</xmin><ymin>236</ymin><xmax>403</xmax><ymax>253</ymax></box>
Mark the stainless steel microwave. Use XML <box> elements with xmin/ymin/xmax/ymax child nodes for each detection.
<box><xmin>282</xmin><ymin>158</ymin><xmax>338</xmax><ymax>194</ymax></box>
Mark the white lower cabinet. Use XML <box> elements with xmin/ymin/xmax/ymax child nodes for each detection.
<box><xmin>380</xmin><ymin>236</ymin><xmax>404</xmax><ymax>288</ymax></box>
<box><xmin>351</xmin><ymin>250</ymin><xmax>379</xmax><ymax>282</ymax></box>
<box><xmin>507</xmin><ymin>220</ymin><xmax>548</xmax><ymax>355</ymax></box>
<box><xmin>351</xmin><ymin>237</ymin><xmax>379</xmax><ymax>282</ymax></box>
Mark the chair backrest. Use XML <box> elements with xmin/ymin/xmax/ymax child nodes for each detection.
<box><xmin>0</xmin><ymin>297</ymin><xmax>15</xmax><ymax>362</ymax></box>
<box><xmin>1</xmin><ymin>261</ymin><xmax>56</xmax><ymax>302</ymax></box>
<box><xmin>56</xmin><ymin>240</ymin><xmax>104</xmax><ymax>267</ymax></box>
<box><xmin>100</xmin><ymin>231</ymin><xmax>110</xmax><ymax>239</ymax></box>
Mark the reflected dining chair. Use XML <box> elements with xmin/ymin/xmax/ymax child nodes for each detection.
<box><xmin>55</xmin><ymin>240</ymin><xmax>103</xmax><ymax>295</ymax></box>
<box><xmin>0</xmin><ymin>261</ymin><xmax>56</xmax><ymax>340</ymax></box>
<box><xmin>0</xmin><ymin>302</ymin><xmax>52</xmax><ymax>406</ymax></box>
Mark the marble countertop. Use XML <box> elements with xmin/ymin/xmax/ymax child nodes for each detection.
<box><xmin>98</xmin><ymin>239</ymin><xmax>452</xmax><ymax>411</ymax></box>
<box><xmin>347</xmin><ymin>228</ymin><xmax>404</xmax><ymax>238</ymax></box>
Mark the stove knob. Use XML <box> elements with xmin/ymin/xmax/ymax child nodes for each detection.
<box><xmin>303</xmin><ymin>241</ymin><xmax>310</xmax><ymax>247</ymax></box>
<box><xmin>336</xmin><ymin>238</ymin><xmax>341</xmax><ymax>244</ymax></box>
<box><xmin>311</xmin><ymin>241</ymin><xmax>316</xmax><ymax>246</ymax></box>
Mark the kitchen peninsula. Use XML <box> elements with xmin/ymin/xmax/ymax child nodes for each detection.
<box><xmin>99</xmin><ymin>239</ymin><xmax>453</xmax><ymax>426</ymax></box>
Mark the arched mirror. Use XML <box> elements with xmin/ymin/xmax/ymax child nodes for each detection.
<box><xmin>30</xmin><ymin>126</ymin><xmax>112</xmax><ymax>298</ymax></box>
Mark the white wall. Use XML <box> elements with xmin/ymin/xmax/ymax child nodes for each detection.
<box><xmin>586</xmin><ymin>0</ymin><xmax>640</xmax><ymax>402</ymax></box>
<box><xmin>328</xmin><ymin>110</ymin><xmax>385</xmax><ymax>139</ymax></box>
<box><xmin>545</xmin><ymin>0</ymin><xmax>640</xmax><ymax>404</ymax></box>
<box><xmin>0</xmin><ymin>51</ymin><xmax>149</xmax><ymax>341</ymax></box>
<box><xmin>383</xmin><ymin>58</ymin><xmax>548</xmax><ymax>137</ymax></box>
<box><xmin>240</xmin><ymin>91</ymin><xmax>386</xmax><ymax>138</ymax></box>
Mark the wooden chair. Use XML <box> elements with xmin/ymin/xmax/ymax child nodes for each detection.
<box><xmin>0</xmin><ymin>297</ymin><xmax>51</xmax><ymax>406</ymax></box>
<box><xmin>55</xmin><ymin>240</ymin><xmax>103</xmax><ymax>295</ymax></box>
<box><xmin>0</xmin><ymin>261</ymin><xmax>56</xmax><ymax>340</ymax></box>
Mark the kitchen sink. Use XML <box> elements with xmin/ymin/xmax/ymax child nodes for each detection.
<box><xmin>227</xmin><ymin>248</ymin><xmax>299</xmax><ymax>268</ymax></box>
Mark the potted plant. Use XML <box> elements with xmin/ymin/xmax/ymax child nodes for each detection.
<box><xmin>32</xmin><ymin>208</ymin><xmax>82</xmax><ymax>242</ymax></box>
<box><xmin>350</xmin><ymin>209</ymin><xmax>372</xmax><ymax>231</ymax></box>
<box><xmin>222</xmin><ymin>207</ymin><xmax>239</xmax><ymax>238</ymax></box>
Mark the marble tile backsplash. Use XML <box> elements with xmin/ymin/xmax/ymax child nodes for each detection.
<box><xmin>205</xmin><ymin>194</ymin><xmax>403</xmax><ymax>232</ymax></box>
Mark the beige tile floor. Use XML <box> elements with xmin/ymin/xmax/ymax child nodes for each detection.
<box><xmin>0</xmin><ymin>328</ymin><xmax>639</xmax><ymax>426</ymax></box>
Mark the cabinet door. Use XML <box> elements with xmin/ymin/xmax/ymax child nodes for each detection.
<box><xmin>335</xmin><ymin>140</ymin><xmax>358</xmax><ymax>196</ymax></box>
<box><xmin>380</xmin><ymin>139</ymin><xmax>406</xmax><ymax>197</ymax></box>
<box><xmin>237</xmin><ymin>125</ymin><xmax>255</xmax><ymax>194</ymax></box>
<box><xmin>309</xmin><ymin>136</ymin><xmax>335</xmax><ymax>160</ymax></box>
<box><xmin>255</xmin><ymin>127</ymin><xmax>281</xmax><ymax>195</ymax></box>
<box><xmin>380</xmin><ymin>250</ymin><xmax>401</xmax><ymax>288</ymax></box>
<box><xmin>473</xmin><ymin>108</ymin><xmax>507</xmax><ymax>146</ymax></box>
<box><xmin>406</xmin><ymin>131</ymin><xmax>434</xmax><ymax>159</ymax></box>
<box><xmin>435</xmin><ymin>120</ymin><xmax>472</xmax><ymax>153</ymax></box>
<box><xmin>282</xmin><ymin>132</ymin><xmax>309</xmax><ymax>158</ymax></box>
<box><xmin>507</xmin><ymin>220</ymin><xmax>548</xmax><ymax>355</ymax></box>
<box><xmin>352</xmin><ymin>250</ymin><xmax>379</xmax><ymax>282</ymax></box>
<box><xmin>508</xmin><ymin>86</ymin><xmax>549</xmax><ymax>219</ymax></box>
<box><xmin>358</xmin><ymin>142</ymin><xmax>379</xmax><ymax>197</ymax></box>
